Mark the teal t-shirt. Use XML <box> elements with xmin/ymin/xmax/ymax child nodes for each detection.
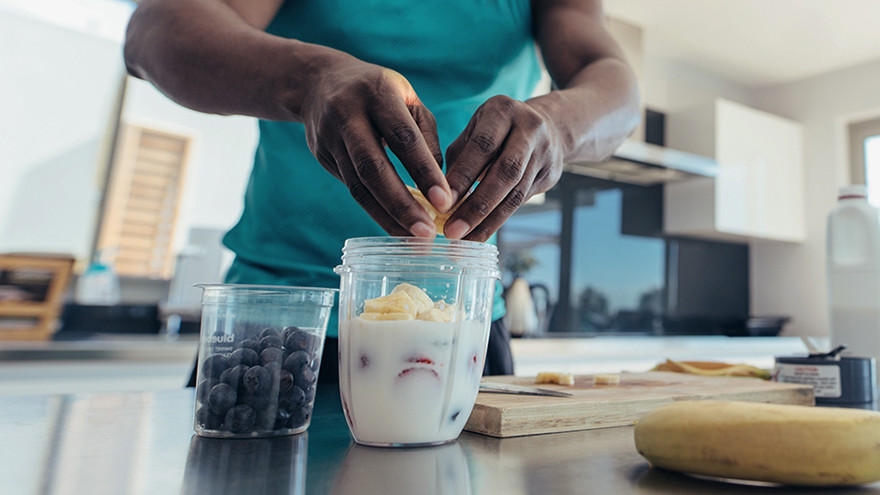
<box><xmin>223</xmin><ymin>0</ymin><xmax>541</xmax><ymax>336</ymax></box>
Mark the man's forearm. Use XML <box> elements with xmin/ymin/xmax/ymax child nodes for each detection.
<box><xmin>124</xmin><ymin>0</ymin><xmax>346</xmax><ymax>121</ymax></box>
<box><xmin>527</xmin><ymin>56</ymin><xmax>640</xmax><ymax>163</ymax></box>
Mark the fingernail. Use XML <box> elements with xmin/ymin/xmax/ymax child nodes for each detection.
<box><xmin>445</xmin><ymin>219</ymin><xmax>469</xmax><ymax>239</ymax></box>
<box><xmin>428</xmin><ymin>185</ymin><xmax>452</xmax><ymax>212</ymax></box>
<box><xmin>411</xmin><ymin>221</ymin><xmax>436</xmax><ymax>238</ymax></box>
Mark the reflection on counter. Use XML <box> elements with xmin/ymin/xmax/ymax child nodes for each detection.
<box><xmin>182</xmin><ymin>434</ymin><xmax>308</xmax><ymax>495</ymax></box>
<box><xmin>331</xmin><ymin>442</ymin><xmax>471</xmax><ymax>495</ymax></box>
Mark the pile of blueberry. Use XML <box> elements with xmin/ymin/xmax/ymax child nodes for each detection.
<box><xmin>195</xmin><ymin>325</ymin><xmax>320</xmax><ymax>435</ymax></box>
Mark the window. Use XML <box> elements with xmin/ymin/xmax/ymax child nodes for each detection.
<box><xmin>866</xmin><ymin>135</ymin><xmax>880</xmax><ymax>206</ymax></box>
<box><xmin>849</xmin><ymin>117</ymin><xmax>880</xmax><ymax>206</ymax></box>
<box><xmin>569</xmin><ymin>188</ymin><xmax>665</xmax><ymax>333</ymax></box>
<box><xmin>95</xmin><ymin>124</ymin><xmax>191</xmax><ymax>278</ymax></box>
<box><xmin>499</xmin><ymin>173</ymin><xmax>667</xmax><ymax>334</ymax></box>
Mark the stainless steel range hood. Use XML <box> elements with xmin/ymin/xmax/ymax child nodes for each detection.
<box><xmin>564</xmin><ymin>140</ymin><xmax>718</xmax><ymax>186</ymax></box>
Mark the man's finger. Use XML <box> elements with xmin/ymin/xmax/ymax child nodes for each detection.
<box><xmin>411</xmin><ymin>103</ymin><xmax>444</xmax><ymax>172</ymax></box>
<box><xmin>444</xmin><ymin>100</ymin><xmax>514</xmax><ymax>204</ymax></box>
<box><xmin>332</xmin><ymin>148</ymin><xmax>410</xmax><ymax>237</ymax></box>
<box><xmin>444</xmin><ymin>127</ymin><xmax>533</xmax><ymax>239</ymax></box>
<box><xmin>464</xmin><ymin>160</ymin><xmax>540</xmax><ymax>242</ymax></box>
<box><xmin>342</xmin><ymin>119</ymin><xmax>437</xmax><ymax>238</ymax></box>
<box><xmin>371</xmin><ymin>98</ymin><xmax>452</xmax><ymax>213</ymax></box>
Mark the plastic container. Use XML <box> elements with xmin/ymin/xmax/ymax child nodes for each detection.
<box><xmin>334</xmin><ymin>237</ymin><xmax>501</xmax><ymax>447</ymax></box>
<box><xmin>193</xmin><ymin>284</ymin><xmax>336</xmax><ymax>438</ymax></box>
<box><xmin>827</xmin><ymin>185</ymin><xmax>880</xmax><ymax>377</ymax></box>
<box><xmin>75</xmin><ymin>250</ymin><xmax>120</xmax><ymax>305</ymax></box>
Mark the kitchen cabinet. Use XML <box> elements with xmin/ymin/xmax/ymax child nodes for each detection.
<box><xmin>664</xmin><ymin>99</ymin><xmax>805</xmax><ymax>242</ymax></box>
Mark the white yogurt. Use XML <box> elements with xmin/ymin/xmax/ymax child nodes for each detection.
<box><xmin>339</xmin><ymin>318</ymin><xmax>489</xmax><ymax>446</ymax></box>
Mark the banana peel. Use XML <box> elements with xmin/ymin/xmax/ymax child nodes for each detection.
<box><xmin>652</xmin><ymin>359</ymin><xmax>771</xmax><ymax>380</ymax></box>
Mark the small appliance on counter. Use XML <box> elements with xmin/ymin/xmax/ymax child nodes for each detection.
<box><xmin>774</xmin><ymin>343</ymin><xmax>877</xmax><ymax>408</ymax></box>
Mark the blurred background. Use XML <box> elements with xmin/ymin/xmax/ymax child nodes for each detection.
<box><xmin>3</xmin><ymin>0</ymin><xmax>880</xmax><ymax>393</ymax></box>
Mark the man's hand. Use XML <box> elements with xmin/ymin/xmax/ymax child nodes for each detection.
<box><xmin>442</xmin><ymin>0</ymin><xmax>641</xmax><ymax>241</ymax></box>
<box><xmin>443</xmin><ymin>96</ymin><xmax>564</xmax><ymax>241</ymax></box>
<box><xmin>302</xmin><ymin>59</ymin><xmax>453</xmax><ymax>237</ymax></box>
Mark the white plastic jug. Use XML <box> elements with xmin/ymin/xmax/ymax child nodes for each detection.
<box><xmin>827</xmin><ymin>185</ymin><xmax>880</xmax><ymax>369</ymax></box>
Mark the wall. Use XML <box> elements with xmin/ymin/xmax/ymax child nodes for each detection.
<box><xmin>121</xmin><ymin>79</ymin><xmax>258</xmax><ymax>256</ymax></box>
<box><xmin>0</xmin><ymin>10</ymin><xmax>124</xmax><ymax>260</ymax></box>
<box><xmin>641</xmin><ymin>56</ymin><xmax>756</xmax><ymax>113</ymax></box>
<box><xmin>0</xmin><ymin>4</ymin><xmax>257</xmax><ymax>274</ymax></box>
<box><xmin>750</xmin><ymin>59</ymin><xmax>880</xmax><ymax>336</ymax></box>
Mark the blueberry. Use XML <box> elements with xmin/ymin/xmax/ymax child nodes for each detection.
<box><xmin>278</xmin><ymin>370</ymin><xmax>294</xmax><ymax>394</ymax></box>
<box><xmin>260</xmin><ymin>347</ymin><xmax>283</xmax><ymax>367</ymax></box>
<box><xmin>229</xmin><ymin>348</ymin><xmax>259</xmax><ymax>367</ymax></box>
<box><xmin>281</xmin><ymin>326</ymin><xmax>298</xmax><ymax>343</ymax></box>
<box><xmin>196</xmin><ymin>379</ymin><xmax>215</xmax><ymax>404</ymax></box>
<box><xmin>224</xmin><ymin>405</ymin><xmax>256</xmax><ymax>433</ymax></box>
<box><xmin>201</xmin><ymin>354</ymin><xmax>228</xmax><ymax>379</ymax></box>
<box><xmin>280</xmin><ymin>385</ymin><xmax>306</xmax><ymax>411</ymax></box>
<box><xmin>259</xmin><ymin>327</ymin><xmax>280</xmax><ymax>339</ymax></box>
<box><xmin>237</xmin><ymin>338</ymin><xmax>260</xmax><ymax>353</ymax></box>
<box><xmin>207</xmin><ymin>383</ymin><xmax>237</xmax><ymax>415</ymax></box>
<box><xmin>240</xmin><ymin>390</ymin><xmax>272</xmax><ymax>411</ymax></box>
<box><xmin>274</xmin><ymin>409</ymin><xmax>291</xmax><ymax>430</ymax></box>
<box><xmin>289</xmin><ymin>406</ymin><xmax>311</xmax><ymax>428</ymax></box>
<box><xmin>300</xmin><ymin>384</ymin><xmax>316</xmax><ymax>404</ymax></box>
<box><xmin>219</xmin><ymin>364</ymin><xmax>247</xmax><ymax>390</ymax></box>
<box><xmin>260</xmin><ymin>335</ymin><xmax>283</xmax><ymax>351</ymax></box>
<box><xmin>264</xmin><ymin>361</ymin><xmax>282</xmax><ymax>376</ymax></box>
<box><xmin>295</xmin><ymin>367</ymin><xmax>316</xmax><ymax>388</ymax></box>
<box><xmin>283</xmin><ymin>350</ymin><xmax>310</xmax><ymax>374</ymax></box>
<box><xmin>284</xmin><ymin>330</ymin><xmax>314</xmax><ymax>352</ymax></box>
<box><xmin>242</xmin><ymin>365</ymin><xmax>272</xmax><ymax>394</ymax></box>
<box><xmin>196</xmin><ymin>405</ymin><xmax>223</xmax><ymax>430</ymax></box>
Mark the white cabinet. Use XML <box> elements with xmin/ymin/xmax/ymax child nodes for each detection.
<box><xmin>664</xmin><ymin>99</ymin><xmax>805</xmax><ymax>242</ymax></box>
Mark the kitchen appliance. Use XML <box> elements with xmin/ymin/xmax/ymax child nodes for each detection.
<box><xmin>565</xmin><ymin>139</ymin><xmax>718</xmax><ymax>186</ymax></box>
<box><xmin>464</xmin><ymin>372</ymin><xmax>813</xmax><ymax>438</ymax></box>
<box><xmin>775</xmin><ymin>347</ymin><xmax>876</xmax><ymax>407</ymax></box>
<box><xmin>503</xmin><ymin>278</ymin><xmax>551</xmax><ymax>337</ymax></box>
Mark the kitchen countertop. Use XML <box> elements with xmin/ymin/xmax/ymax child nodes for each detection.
<box><xmin>0</xmin><ymin>335</ymin><xmax>815</xmax><ymax>396</ymax></box>
<box><xmin>3</xmin><ymin>387</ymin><xmax>876</xmax><ymax>495</ymax></box>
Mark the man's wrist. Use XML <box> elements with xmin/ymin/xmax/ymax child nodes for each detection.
<box><xmin>273</xmin><ymin>40</ymin><xmax>352</xmax><ymax>121</ymax></box>
<box><xmin>526</xmin><ymin>92</ymin><xmax>578</xmax><ymax>159</ymax></box>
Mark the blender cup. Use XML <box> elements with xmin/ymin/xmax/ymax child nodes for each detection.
<box><xmin>193</xmin><ymin>284</ymin><xmax>336</xmax><ymax>438</ymax></box>
<box><xmin>334</xmin><ymin>237</ymin><xmax>501</xmax><ymax>447</ymax></box>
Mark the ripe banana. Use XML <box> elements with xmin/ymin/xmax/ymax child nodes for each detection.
<box><xmin>391</xmin><ymin>283</ymin><xmax>434</xmax><ymax>314</ymax></box>
<box><xmin>634</xmin><ymin>400</ymin><xmax>880</xmax><ymax>486</ymax></box>
<box><xmin>535</xmin><ymin>371</ymin><xmax>574</xmax><ymax>386</ymax></box>
<box><xmin>360</xmin><ymin>283</ymin><xmax>456</xmax><ymax>322</ymax></box>
<box><xmin>652</xmin><ymin>359</ymin><xmax>771</xmax><ymax>379</ymax></box>
<box><xmin>407</xmin><ymin>186</ymin><xmax>452</xmax><ymax>233</ymax></box>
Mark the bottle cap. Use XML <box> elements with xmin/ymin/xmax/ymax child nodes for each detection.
<box><xmin>839</xmin><ymin>185</ymin><xmax>868</xmax><ymax>200</ymax></box>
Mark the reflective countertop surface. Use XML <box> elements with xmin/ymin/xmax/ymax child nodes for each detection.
<box><xmin>2</xmin><ymin>388</ymin><xmax>877</xmax><ymax>495</ymax></box>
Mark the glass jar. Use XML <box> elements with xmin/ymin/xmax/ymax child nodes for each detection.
<box><xmin>193</xmin><ymin>284</ymin><xmax>336</xmax><ymax>438</ymax></box>
<box><xmin>334</xmin><ymin>237</ymin><xmax>501</xmax><ymax>447</ymax></box>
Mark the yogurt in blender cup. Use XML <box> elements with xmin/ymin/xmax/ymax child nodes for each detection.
<box><xmin>335</xmin><ymin>237</ymin><xmax>500</xmax><ymax>447</ymax></box>
<box><xmin>340</xmin><ymin>285</ymin><xmax>488</xmax><ymax>445</ymax></box>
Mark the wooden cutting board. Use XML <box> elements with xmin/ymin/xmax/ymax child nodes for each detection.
<box><xmin>464</xmin><ymin>371</ymin><xmax>814</xmax><ymax>438</ymax></box>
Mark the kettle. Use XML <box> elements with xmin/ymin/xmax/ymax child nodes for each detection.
<box><xmin>504</xmin><ymin>278</ymin><xmax>551</xmax><ymax>337</ymax></box>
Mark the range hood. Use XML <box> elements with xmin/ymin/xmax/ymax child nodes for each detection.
<box><xmin>564</xmin><ymin>139</ymin><xmax>719</xmax><ymax>186</ymax></box>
